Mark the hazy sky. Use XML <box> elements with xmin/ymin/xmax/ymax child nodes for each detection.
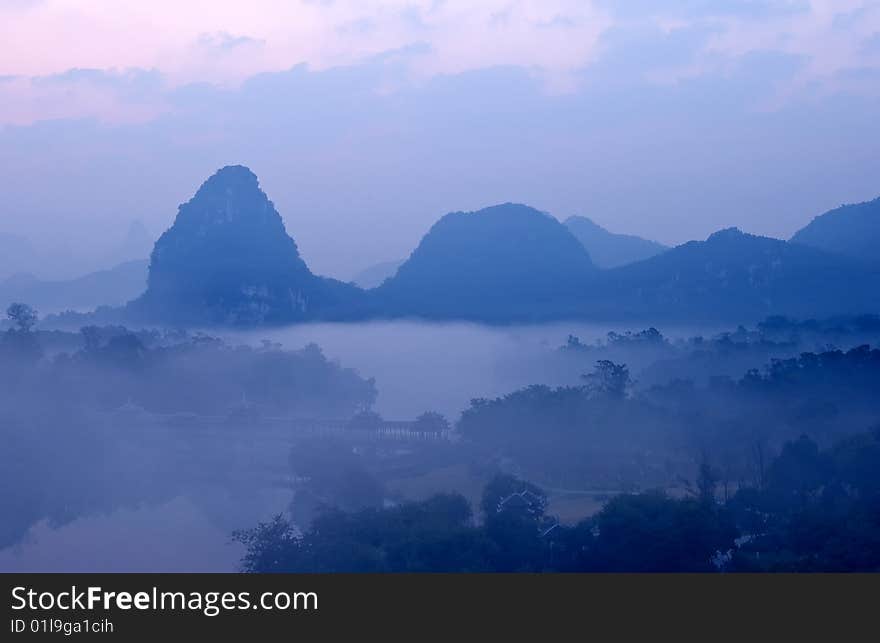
<box><xmin>1</xmin><ymin>0</ymin><xmax>879</xmax><ymax>278</ymax></box>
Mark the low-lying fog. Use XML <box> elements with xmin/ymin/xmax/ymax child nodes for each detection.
<box><xmin>228</xmin><ymin>321</ymin><xmax>716</xmax><ymax>418</ymax></box>
<box><xmin>3</xmin><ymin>318</ymin><xmax>868</xmax><ymax>572</ymax></box>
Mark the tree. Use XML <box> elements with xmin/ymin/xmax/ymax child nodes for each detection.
<box><xmin>765</xmin><ymin>435</ymin><xmax>829</xmax><ymax>510</ymax></box>
<box><xmin>80</xmin><ymin>326</ymin><xmax>103</xmax><ymax>353</ymax></box>
<box><xmin>480</xmin><ymin>474</ymin><xmax>547</xmax><ymax>519</ymax></box>
<box><xmin>730</xmin><ymin>428</ymin><xmax>880</xmax><ymax>572</ymax></box>
<box><xmin>587</xmin><ymin>492</ymin><xmax>736</xmax><ymax>572</ymax></box>
<box><xmin>2</xmin><ymin>303</ymin><xmax>42</xmax><ymax>363</ymax></box>
<box><xmin>6</xmin><ymin>303</ymin><xmax>37</xmax><ymax>332</ymax></box>
<box><xmin>749</xmin><ymin>437</ymin><xmax>768</xmax><ymax>490</ymax></box>
<box><xmin>287</xmin><ymin>437</ymin><xmax>385</xmax><ymax>526</ymax></box>
<box><xmin>234</xmin><ymin>514</ymin><xmax>301</xmax><ymax>573</ymax></box>
<box><xmin>582</xmin><ymin>360</ymin><xmax>631</xmax><ymax>399</ymax></box>
<box><xmin>236</xmin><ymin>494</ymin><xmax>485</xmax><ymax>573</ymax></box>
<box><xmin>831</xmin><ymin>425</ymin><xmax>880</xmax><ymax>498</ymax></box>
<box><xmin>696</xmin><ymin>460</ymin><xmax>720</xmax><ymax>504</ymax></box>
<box><xmin>413</xmin><ymin>411</ymin><xmax>450</xmax><ymax>436</ymax></box>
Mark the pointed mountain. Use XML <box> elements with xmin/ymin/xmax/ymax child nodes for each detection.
<box><xmin>375</xmin><ymin>203</ymin><xmax>597</xmax><ymax>320</ymax></box>
<box><xmin>133</xmin><ymin>165</ymin><xmax>362</xmax><ymax>324</ymax></box>
<box><xmin>119</xmin><ymin>219</ymin><xmax>154</xmax><ymax>260</ymax></box>
<box><xmin>564</xmin><ymin>216</ymin><xmax>668</xmax><ymax>268</ymax></box>
<box><xmin>790</xmin><ymin>196</ymin><xmax>880</xmax><ymax>265</ymax></box>
<box><xmin>596</xmin><ymin>227</ymin><xmax>880</xmax><ymax>321</ymax></box>
<box><xmin>97</xmin><ymin>219</ymin><xmax>155</xmax><ymax>271</ymax></box>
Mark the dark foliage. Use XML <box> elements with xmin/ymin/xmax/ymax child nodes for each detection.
<box><xmin>459</xmin><ymin>346</ymin><xmax>880</xmax><ymax>490</ymax></box>
<box><xmin>238</xmin><ymin>429</ymin><xmax>880</xmax><ymax>573</ymax></box>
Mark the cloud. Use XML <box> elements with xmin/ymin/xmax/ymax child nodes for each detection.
<box><xmin>32</xmin><ymin>67</ymin><xmax>164</xmax><ymax>91</ymax></box>
<box><xmin>597</xmin><ymin>0</ymin><xmax>810</xmax><ymax>20</ymax></box>
<box><xmin>0</xmin><ymin>0</ymin><xmax>46</xmax><ymax>11</ymax></box>
<box><xmin>861</xmin><ymin>31</ymin><xmax>880</xmax><ymax>53</ymax></box>
<box><xmin>196</xmin><ymin>31</ymin><xmax>266</xmax><ymax>52</ymax></box>
<box><xmin>699</xmin><ymin>1</ymin><xmax>880</xmax><ymax>96</ymax></box>
<box><xmin>0</xmin><ymin>1</ymin><xmax>611</xmax><ymax>91</ymax></box>
<box><xmin>0</xmin><ymin>68</ymin><xmax>168</xmax><ymax>125</ymax></box>
<box><xmin>582</xmin><ymin>1</ymin><xmax>880</xmax><ymax>105</ymax></box>
<box><xmin>0</xmin><ymin>2</ymin><xmax>877</xmax><ymax>119</ymax></box>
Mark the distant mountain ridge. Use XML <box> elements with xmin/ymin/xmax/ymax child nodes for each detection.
<box><xmin>790</xmin><ymin>196</ymin><xmax>880</xmax><ymax>265</ymax></box>
<box><xmin>594</xmin><ymin>227</ymin><xmax>880</xmax><ymax>321</ymax></box>
<box><xmin>0</xmin><ymin>259</ymin><xmax>148</xmax><ymax>315</ymax></box>
<box><xmin>351</xmin><ymin>259</ymin><xmax>404</xmax><ymax>289</ymax></box>
<box><xmin>564</xmin><ymin>216</ymin><xmax>668</xmax><ymax>268</ymax></box>
<box><xmin>48</xmin><ymin>166</ymin><xmax>876</xmax><ymax>327</ymax></box>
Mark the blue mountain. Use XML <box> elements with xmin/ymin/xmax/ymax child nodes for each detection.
<box><xmin>564</xmin><ymin>216</ymin><xmax>667</xmax><ymax>268</ymax></box>
<box><xmin>375</xmin><ymin>203</ymin><xmax>597</xmax><ymax>321</ymax></box>
<box><xmin>790</xmin><ymin>196</ymin><xmax>880</xmax><ymax>265</ymax></box>
<box><xmin>133</xmin><ymin>165</ymin><xmax>362</xmax><ymax>325</ymax></box>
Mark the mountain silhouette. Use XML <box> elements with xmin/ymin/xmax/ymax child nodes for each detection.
<box><xmin>595</xmin><ymin>227</ymin><xmax>880</xmax><ymax>321</ymax></box>
<box><xmin>132</xmin><ymin>165</ymin><xmax>362</xmax><ymax>324</ymax></box>
<box><xmin>106</xmin><ymin>168</ymin><xmax>879</xmax><ymax>326</ymax></box>
<box><xmin>112</xmin><ymin>219</ymin><xmax>154</xmax><ymax>263</ymax></box>
<box><xmin>790</xmin><ymin>196</ymin><xmax>880</xmax><ymax>265</ymax></box>
<box><xmin>351</xmin><ymin>259</ymin><xmax>404</xmax><ymax>289</ymax></box>
<box><xmin>374</xmin><ymin>203</ymin><xmax>597</xmax><ymax>321</ymax></box>
<box><xmin>564</xmin><ymin>216</ymin><xmax>667</xmax><ymax>268</ymax></box>
<box><xmin>1</xmin><ymin>259</ymin><xmax>148</xmax><ymax>315</ymax></box>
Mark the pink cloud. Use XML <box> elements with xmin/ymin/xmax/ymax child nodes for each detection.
<box><xmin>0</xmin><ymin>1</ymin><xmax>611</xmax><ymax>84</ymax></box>
<box><xmin>0</xmin><ymin>69</ymin><xmax>168</xmax><ymax>125</ymax></box>
<box><xmin>2</xmin><ymin>1</ymin><xmax>879</xmax><ymax>124</ymax></box>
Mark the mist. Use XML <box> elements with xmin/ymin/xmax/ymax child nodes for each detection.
<box><xmin>3</xmin><ymin>314</ymin><xmax>880</xmax><ymax>571</ymax></box>
<box><xmin>229</xmin><ymin>321</ymin><xmax>710</xmax><ymax>418</ymax></box>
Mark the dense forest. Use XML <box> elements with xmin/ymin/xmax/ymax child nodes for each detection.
<box><xmin>237</xmin><ymin>426</ymin><xmax>880</xmax><ymax>572</ymax></box>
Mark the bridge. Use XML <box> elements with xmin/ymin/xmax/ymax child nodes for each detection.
<box><xmin>90</xmin><ymin>407</ymin><xmax>455</xmax><ymax>490</ymax></box>
<box><xmin>100</xmin><ymin>407</ymin><xmax>452</xmax><ymax>441</ymax></box>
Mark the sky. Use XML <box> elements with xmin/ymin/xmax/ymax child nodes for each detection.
<box><xmin>1</xmin><ymin>0</ymin><xmax>879</xmax><ymax>279</ymax></box>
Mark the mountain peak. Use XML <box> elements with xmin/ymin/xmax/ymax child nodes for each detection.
<box><xmin>473</xmin><ymin>202</ymin><xmax>549</xmax><ymax>217</ymax></box>
<box><xmin>564</xmin><ymin>215</ymin><xmax>667</xmax><ymax>269</ymax></box>
<box><xmin>205</xmin><ymin>164</ymin><xmax>258</xmax><ymax>185</ymax></box>
<box><xmin>192</xmin><ymin>165</ymin><xmax>262</xmax><ymax>205</ymax></box>
<box><xmin>706</xmin><ymin>227</ymin><xmax>747</xmax><ymax>242</ymax></box>
<box><xmin>136</xmin><ymin>166</ymin><xmax>363</xmax><ymax>324</ymax></box>
<box><xmin>166</xmin><ymin>165</ymin><xmax>281</xmax><ymax>234</ymax></box>
<box><xmin>376</xmin><ymin>203</ymin><xmax>596</xmax><ymax>320</ymax></box>
<box><xmin>564</xmin><ymin>215</ymin><xmax>603</xmax><ymax>231</ymax></box>
<box><xmin>790</xmin><ymin>195</ymin><xmax>880</xmax><ymax>264</ymax></box>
